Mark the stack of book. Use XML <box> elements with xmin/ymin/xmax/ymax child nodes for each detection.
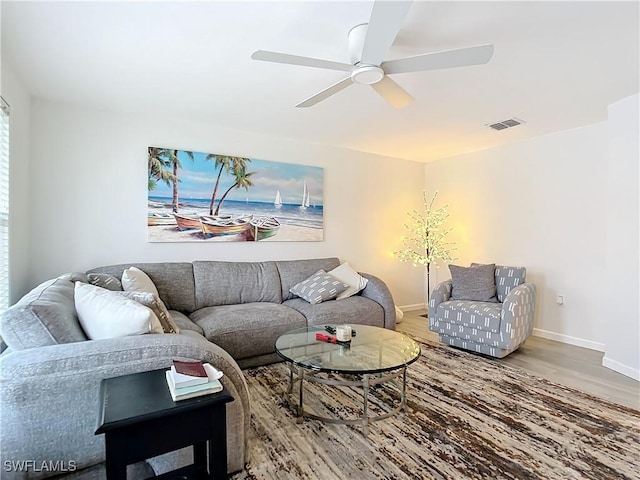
<box><xmin>165</xmin><ymin>360</ymin><xmax>224</xmax><ymax>401</ymax></box>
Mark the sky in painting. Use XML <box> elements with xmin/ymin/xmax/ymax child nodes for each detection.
<box><xmin>150</xmin><ymin>149</ymin><xmax>324</xmax><ymax>206</ymax></box>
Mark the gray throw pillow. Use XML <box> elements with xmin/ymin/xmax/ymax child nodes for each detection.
<box><xmin>289</xmin><ymin>270</ymin><xmax>350</xmax><ymax>305</ymax></box>
<box><xmin>87</xmin><ymin>273</ymin><xmax>123</xmax><ymax>291</ymax></box>
<box><xmin>449</xmin><ymin>264</ymin><xmax>498</xmax><ymax>302</ymax></box>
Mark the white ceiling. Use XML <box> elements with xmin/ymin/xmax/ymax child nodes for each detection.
<box><xmin>2</xmin><ymin>1</ymin><xmax>638</xmax><ymax>163</ymax></box>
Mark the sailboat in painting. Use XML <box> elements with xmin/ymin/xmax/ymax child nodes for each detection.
<box><xmin>274</xmin><ymin>190</ymin><xmax>282</xmax><ymax>208</ymax></box>
<box><xmin>300</xmin><ymin>182</ymin><xmax>310</xmax><ymax>209</ymax></box>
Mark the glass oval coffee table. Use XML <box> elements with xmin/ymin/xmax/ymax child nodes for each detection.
<box><xmin>275</xmin><ymin>324</ymin><xmax>421</xmax><ymax>436</ymax></box>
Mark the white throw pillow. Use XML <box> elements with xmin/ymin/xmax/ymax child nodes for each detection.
<box><xmin>74</xmin><ymin>282</ymin><xmax>163</xmax><ymax>339</ymax></box>
<box><xmin>328</xmin><ymin>262</ymin><xmax>369</xmax><ymax>300</ymax></box>
<box><xmin>122</xmin><ymin>266</ymin><xmax>160</xmax><ymax>297</ymax></box>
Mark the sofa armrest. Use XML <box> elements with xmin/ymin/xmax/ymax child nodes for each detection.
<box><xmin>0</xmin><ymin>333</ymin><xmax>249</xmax><ymax>477</ymax></box>
<box><xmin>429</xmin><ymin>280</ymin><xmax>452</xmax><ymax>318</ymax></box>
<box><xmin>359</xmin><ymin>273</ymin><xmax>396</xmax><ymax>329</ymax></box>
<box><xmin>500</xmin><ymin>283</ymin><xmax>537</xmax><ymax>345</ymax></box>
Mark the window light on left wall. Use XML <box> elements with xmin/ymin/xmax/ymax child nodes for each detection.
<box><xmin>0</xmin><ymin>96</ymin><xmax>10</xmax><ymax>314</ymax></box>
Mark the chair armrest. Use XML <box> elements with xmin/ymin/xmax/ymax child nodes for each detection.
<box><xmin>429</xmin><ymin>280</ymin><xmax>452</xmax><ymax>318</ymax></box>
<box><xmin>359</xmin><ymin>273</ymin><xmax>396</xmax><ymax>329</ymax></box>
<box><xmin>500</xmin><ymin>283</ymin><xmax>537</xmax><ymax>343</ymax></box>
<box><xmin>0</xmin><ymin>333</ymin><xmax>250</xmax><ymax>476</ymax></box>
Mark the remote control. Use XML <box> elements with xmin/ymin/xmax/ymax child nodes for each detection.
<box><xmin>315</xmin><ymin>333</ymin><xmax>337</xmax><ymax>343</ymax></box>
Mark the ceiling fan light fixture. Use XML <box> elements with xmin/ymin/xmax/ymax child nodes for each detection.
<box><xmin>351</xmin><ymin>65</ymin><xmax>385</xmax><ymax>85</ymax></box>
<box><xmin>251</xmin><ymin>0</ymin><xmax>494</xmax><ymax>107</ymax></box>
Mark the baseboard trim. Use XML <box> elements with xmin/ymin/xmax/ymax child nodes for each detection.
<box><xmin>602</xmin><ymin>357</ymin><xmax>640</xmax><ymax>381</ymax></box>
<box><xmin>532</xmin><ymin>328</ymin><xmax>605</xmax><ymax>352</ymax></box>
<box><xmin>398</xmin><ymin>303</ymin><xmax>427</xmax><ymax>312</ymax></box>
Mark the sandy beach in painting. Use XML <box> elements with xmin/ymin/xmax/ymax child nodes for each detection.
<box><xmin>147</xmin><ymin>200</ymin><xmax>323</xmax><ymax>242</ymax></box>
<box><xmin>148</xmin><ymin>223</ymin><xmax>322</xmax><ymax>242</ymax></box>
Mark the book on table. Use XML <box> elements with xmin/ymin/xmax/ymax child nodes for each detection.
<box><xmin>170</xmin><ymin>360</ymin><xmax>209</xmax><ymax>388</ymax></box>
<box><xmin>166</xmin><ymin>363</ymin><xmax>224</xmax><ymax>401</ymax></box>
<box><xmin>170</xmin><ymin>359</ymin><xmax>224</xmax><ymax>388</ymax></box>
<box><xmin>173</xmin><ymin>359</ymin><xmax>208</xmax><ymax>379</ymax></box>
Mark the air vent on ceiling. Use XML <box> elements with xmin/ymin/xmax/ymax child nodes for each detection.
<box><xmin>487</xmin><ymin>117</ymin><xmax>525</xmax><ymax>131</ymax></box>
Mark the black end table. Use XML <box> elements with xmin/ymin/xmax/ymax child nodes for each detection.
<box><xmin>95</xmin><ymin>368</ymin><xmax>233</xmax><ymax>480</ymax></box>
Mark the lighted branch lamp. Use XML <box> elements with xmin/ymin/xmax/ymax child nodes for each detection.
<box><xmin>394</xmin><ymin>191</ymin><xmax>456</xmax><ymax>318</ymax></box>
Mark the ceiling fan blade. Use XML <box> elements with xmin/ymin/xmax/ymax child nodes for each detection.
<box><xmin>371</xmin><ymin>76</ymin><xmax>414</xmax><ymax>108</ymax></box>
<box><xmin>382</xmin><ymin>44</ymin><xmax>494</xmax><ymax>75</ymax></box>
<box><xmin>360</xmin><ymin>1</ymin><xmax>413</xmax><ymax>66</ymax></box>
<box><xmin>295</xmin><ymin>77</ymin><xmax>354</xmax><ymax>108</ymax></box>
<box><xmin>251</xmin><ymin>50</ymin><xmax>354</xmax><ymax>72</ymax></box>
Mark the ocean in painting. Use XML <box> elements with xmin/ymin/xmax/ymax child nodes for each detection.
<box><xmin>149</xmin><ymin>196</ymin><xmax>323</xmax><ymax>229</ymax></box>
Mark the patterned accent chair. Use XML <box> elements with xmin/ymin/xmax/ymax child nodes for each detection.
<box><xmin>428</xmin><ymin>266</ymin><xmax>536</xmax><ymax>358</ymax></box>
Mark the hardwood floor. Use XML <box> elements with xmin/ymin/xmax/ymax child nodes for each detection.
<box><xmin>396</xmin><ymin>309</ymin><xmax>640</xmax><ymax>411</ymax></box>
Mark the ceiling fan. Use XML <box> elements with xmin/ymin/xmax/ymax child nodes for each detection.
<box><xmin>251</xmin><ymin>0</ymin><xmax>493</xmax><ymax>108</ymax></box>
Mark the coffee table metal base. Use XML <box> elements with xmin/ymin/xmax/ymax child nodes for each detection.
<box><xmin>285</xmin><ymin>365</ymin><xmax>408</xmax><ymax>436</ymax></box>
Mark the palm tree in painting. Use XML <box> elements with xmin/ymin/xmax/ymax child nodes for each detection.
<box><xmin>214</xmin><ymin>164</ymin><xmax>255</xmax><ymax>215</ymax></box>
<box><xmin>205</xmin><ymin>154</ymin><xmax>231</xmax><ymax>215</ymax></box>
<box><xmin>147</xmin><ymin>147</ymin><xmax>174</xmax><ymax>191</ymax></box>
<box><xmin>168</xmin><ymin>149</ymin><xmax>194</xmax><ymax>213</ymax></box>
<box><xmin>206</xmin><ymin>155</ymin><xmax>251</xmax><ymax>215</ymax></box>
<box><xmin>149</xmin><ymin>148</ymin><xmax>193</xmax><ymax>213</ymax></box>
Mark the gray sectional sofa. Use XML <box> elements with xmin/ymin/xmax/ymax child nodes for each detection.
<box><xmin>0</xmin><ymin>257</ymin><xmax>395</xmax><ymax>479</ymax></box>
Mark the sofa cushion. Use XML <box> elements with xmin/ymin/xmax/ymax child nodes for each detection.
<box><xmin>168</xmin><ymin>310</ymin><xmax>204</xmax><ymax>336</ymax></box>
<box><xmin>435</xmin><ymin>300</ymin><xmax>501</xmax><ymax>333</ymax></box>
<box><xmin>193</xmin><ymin>261</ymin><xmax>281</xmax><ymax>308</ymax></box>
<box><xmin>86</xmin><ymin>263</ymin><xmax>197</xmax><ymax>313</ymax></box>
<box><xmin>190</xmin><ymin>303</ymin><xmax>306</xmax><ymax>360</ymax></box>
<box><xmin>289</xmin><ymin>270</ymin><xmax>349</xmax><ymax>304</ymax></box>
<box><xmin>283</xmin><ymin>296</ymin><xmax>385</xmax><ymax>328</ymax></box>
<box><xmin>0</xmin><ymin>277</ymin><xmax>88</xmax><ymax>350</ymax></box>
<box><xmin>276</xmin><ymin>258</ymin><xmax>341</xmax><ymax>301</ymax></box>
<box><xmin>449</xmin><ymin>264</ymin><xmax>498</xmax><ymax>302</ymax></box>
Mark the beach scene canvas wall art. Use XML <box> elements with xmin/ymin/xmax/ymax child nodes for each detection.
<box><xmin>147</xmin><ymin>147</ymin><xmax>324</xmax><ymax>242</ymax></box>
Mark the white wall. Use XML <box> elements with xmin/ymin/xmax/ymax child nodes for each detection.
<box><xmin>424</xmin><ymin>122</ymin><xmax>610</xmax><ymax>351</ymax></box>
<box><xmin>23</xmin><ymin>98</ymin><xmax>425</xmax><ymax>306</ymax></box>
<box><xmin>1</xmin><ymin>61</ymin><xmax>32</xmax><ymax>304</ymax></box>
<box><xmin>603</xmin><ymin>93</ymin><xmax>639</xmax><ymax>380</ymax></box>
<box><xmin>424</xmin><ymin>101</ymin><xmax>640</xmax><ymax>380</ymax></box>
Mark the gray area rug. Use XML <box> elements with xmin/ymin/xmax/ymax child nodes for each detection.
<box><xmin>231</xmin><ymin>340</ymin><xmax>640</xmax><ymax>480</ymax></box>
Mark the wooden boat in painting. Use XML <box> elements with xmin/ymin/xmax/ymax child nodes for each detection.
<box><xmin>147</xmin><ymin>213</ymin><xmax>176</xmax><ymax>226</ymax></box>
<box><xmin>200</xmin><ymin>215</ymin><xmax>253</xmax><ymax>238</ymax></box>
<box><xmin>200</xmin><ymin>214</ymin><xmax>232</xmax><ymax>223</ymax></box>
<box><xmin>173</xmin><ymin>213</ymin><xmax>202</xmax><ymax>231</ymax></box>
<box><xmin>247</xmin><ymin>216</ymin><xmax>280</xmax><ymax>241</ymax></box>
